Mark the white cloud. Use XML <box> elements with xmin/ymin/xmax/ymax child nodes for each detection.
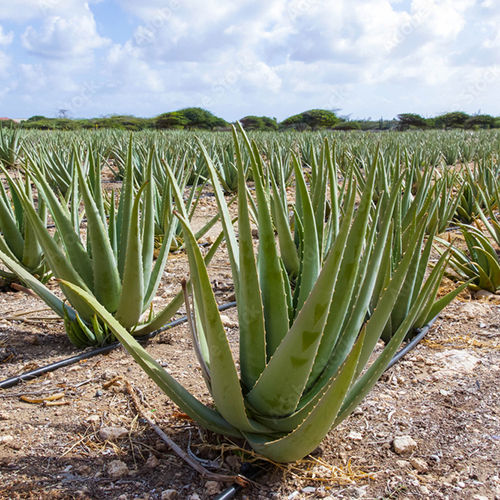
<box><xmin>21</xmin><ymin>4</ymin><xmax>109</xmax><ymax>58</ymax></box>
<box><xmin>0</xmin><ymin>26</ymin><xmax>13</xmax><ymax>46</ymax></box>
<box><xmin>1</xmin><ymin>0</ymin><xmax>499</xmax><ymax>118</ymax></box>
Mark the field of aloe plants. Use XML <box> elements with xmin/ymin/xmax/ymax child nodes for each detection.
<box><xmin>0</xmin><ymin>127</ymin><xmax>498</xmax><ymax>499</ymax></box>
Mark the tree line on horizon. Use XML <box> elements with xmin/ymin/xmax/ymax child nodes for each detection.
<box><xmin>2</xmin><ymin>107</ymin><xmax>499</xmax><ymax>132</ymax></box>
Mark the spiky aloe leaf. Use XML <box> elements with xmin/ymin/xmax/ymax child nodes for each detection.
<box><xmin>233</xmin><ymin>130</ymin><xmax>267</xmax><ymax>391</ymax></box>
<box><xmin>76</xmin><ymin>157</ymin><xmax>122</xmax><ymax>313</ymax></box>
<box><xmin>176</xmin><ymin>211</ymin><xmax>270</xmax><ymax>434</ymax></box>
<box><xmin>244</xmin><ymin>330</ymin><xmax>364</xmax><ymax>463</ymax></box>
<box><xmin>59</xmin><ymin>280</ymin><xmax>242</xmax><ymax>438</ymax></box>
<box><xmin>114</xmin><ymin>184</ymin><xmax>147</xmax><ymax>329</ymax></box>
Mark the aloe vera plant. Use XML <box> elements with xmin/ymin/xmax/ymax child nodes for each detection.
<box><xmin>0</xmin><ymin>168</ymin><xmax>47</xmax><ymax>282</ymax></box>
<box><xmin>0</xmin><ymin>127</ymin><xmax>21</xmax><ymax>168</ymax></box>
<box><xmin>63</xmin><ymin>126</ymin><xmax>455</xmax><ymax>462</ymax></box>
<box><xmin>438</xmin><ymin>223</ymin><xmax>500</xmax><ymax>293</ymax></box>
<box><xmin>0</xmin><ymin>142</ymin><xmax>208</xmax><ymax>347</ymax></box>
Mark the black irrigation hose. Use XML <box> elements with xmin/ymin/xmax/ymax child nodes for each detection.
<box><xmin>0</xmin><ymin>301</ymin><xmax>236</xmax><ymax>390</ymax></box>
<box><xmin>385</xmin><ymin>316</ymin><xmax>437</xmax><ymax>371</ymax></box>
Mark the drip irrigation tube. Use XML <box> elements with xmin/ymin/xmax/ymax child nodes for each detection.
<box><xmin>0</xmin><ymin>301</ymin><xmax>236</xmax><ymax>390</ymax></box>
<box><xmin>385</xmin><ymin>316</ymin><xmax>437</xmax><ymax>371</ymax></box>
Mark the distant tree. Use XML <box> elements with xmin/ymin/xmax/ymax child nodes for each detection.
<box><xmin>464</xmin><ymin>114</ymin><xmax>496</xmax><ymax>129</ymax></box>
<box><xmin>155</xmin><ymin>112</ymin><xmax>189</xmax><ymax>129</ymax></box>
<box><xmin>155</xmin><ymin>108</ymin><xmax>227</xmax><ymax>130</ymax></box>
<box><xmin>26</xmin><ymin>115</ymin><xmax>47</xmax><ymax>122</ymax></box>
<box><xmin>396</xmin><ymin>113</ymin><xmax>428</xmax><ymax>130</ymax></box>
<box><xmin>280</xmin><ymin>109</ymin><xmax>341</xmax><ymax>130</ymax></box>
<box><xmin>333</xmin><ymin>121</ymin><xmax>361</xmax><ymax>131</ymax></box>
<box><xmin>434</xmin><ymin>112</ymin><xmax>470</xmax><ymax>129</ymax></box>
<box><xmin>239</xmin><ymin>115</ymin><xmax>278</xmax><ymax>131</ymax></box>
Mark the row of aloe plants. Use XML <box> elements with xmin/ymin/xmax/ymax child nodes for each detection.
<box><xmin>0</xmin><ymin>126</ymin><xmax>497</xmax><ymax>461</ymax></box>
<box><xmin>59</xmin><ymin>125</ymin><xmax>469</xmax><ymax>462</ymax></box>
<box><xmin>0</xmin><ymin>129</ymin><xmax>498</xmax><ymax>340</ymax></box>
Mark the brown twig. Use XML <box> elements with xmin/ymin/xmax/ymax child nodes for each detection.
<box><xmin>123</xmin><ymin>379</ymin><xmax>246</xmax><ymax>485</ymax></box>
<box><xmin>9</xmin><ymin>283</ymin><xmax>37</xmax><ymax>297</ymax></box>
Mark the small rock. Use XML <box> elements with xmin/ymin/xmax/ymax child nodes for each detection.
<box><xmin>472</xmin><ymin>496</ymin><xmax>489</xmax><ymax>500</ymax></box>
<box><xmin>474</xmin><ymin>289</ymin><xmax>500</xmax><ymax>302</ymax></box>
<box><xmin>86</xmin><ymin>415</ymin><xmax>100</xmax><ymax>424</ymax></box>
<box><xmin>95</xmin><ymin>389</ymin><xmax>103</xmax><ymax>397</ymax></box>
<box><xmin>99</xmin><ymin>426</ymin><xmax>128</xmax><ymax>441</ymax></box>
<box><xmin>410</xmin><ymin>458</ymin><xmax>428</xmax><ymax>472</ymax></box>
<box><xmin>107</xmin><ymin>460</ymin><xmax>129</xmax><ymax>479</ymax></box>
<box><xmin>205</xmin><ymin>481</ymin><xmax>221</xmax><ymax>495</ymax></box>
<box><xmin>188</xmin><ymin>494</ymin><xmax>201</xmax><ymax>500</ymax></box>
<box><xmin>145</xmin><ymin>454</ymin><xmax>159</xmax><ymax>469</ymax></box>
<box><xmin>396</xmin><ymin>460</ymin><xmax>410</xmax><ymax>469</ymax></box>
<box><xmin>353</xmin><ymin>485</ymin><xmax>368</xmax><ymax>497</ymax></box>
<box><xmin>161</xmin><ymin>490</ymin><xmax>178</xmax><ymax>500</ymax></box>
<box><xmin>0</xmin><ymin>413</ymin><xmax>8</xmax><ymax>421</ymax></box>
<box><xmin>393</xmin><ymin>436</ymin><xmax>417</xmax><ymax>455</ymax></box>
<box><xmin>347</xmin><ymin>431</ymin><xmax>363</xmax><ymax>441</ymax></box>
<box><xmin>155</xmin><ymin>439</ymin><xmax>168</xmax><ymax>452</ymax></box>
<box><xmin>0</xmin><ymin>435</ymin><xmax>14</xmax><ymax>445</ymax></box>
<box><xmin>219</xmin><ymin>314</ymin><xmax>238</xmax><ymax>329</ymax></box>
<box><xmin>433</xmin><ymin>350</ymin><xmax>481</xmax><ymax>376</ymax></box>
<box><xmin>301</xmin><ymin>486</ymin><xmax>316</xmax><ymax>494</ymax></box>
<box><xmin>251</xmin><ymin>228</ymin><xmax>259</xmax><ymax>239</ymax></box>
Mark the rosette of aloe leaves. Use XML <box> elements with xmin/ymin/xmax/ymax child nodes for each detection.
<box><xmin>0</xmin><ymin>141</ymin><xmax>220</xmax><ymax>348</ymax></box>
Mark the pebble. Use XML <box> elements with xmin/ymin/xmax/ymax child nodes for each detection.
<box><xmin>161</xmin><ymin>490</ymin><xmax>178</xmax><ymax>500</ymax></box>
<box><xmin>188</xmin><ymin>494</ymin><xmax>201</xmax><ymax>500</ymax></box>
<box><xmin>474</xmin><ymin>289</ymin><xmax>500</xmax><ymax>302</ymax></box>
<box><xmin>393</xmin><ymin>436</ymin><xmax>417</xmax><ymax>455</ymax></box>
<box><xmin>145</xmin><ymin>454</ymin><xmax>159</xmax><ymax>468</ymax></box>
<box><xmin>219</xmin><ymin>314</ymin><xmax>238</xmax><ymax>329</ymax></box>
<box><xmin>225</xmin><ymin>454</ymin><xmax>241</xmax><ymax>469</ymax></box>
<box><xmin>396</xmin><ymin>460</ymin><xmax>410</xmax><ymax>469</ymax></box>
<box><xmin>410</xmin><ymin>458</ymin><xmax>429</xmax><ymax>472</ymax></box>
<box><xmin>301</xmin><ymin>486</ymin><xmax>316</xmax><ymax>493</ymax></box>
<box><xmin>347</xmin><ymin>431</ymin><xmax>363</xmax><ymax>441</ymax></box>
<box><xmin>86</xmin><ymin>415</ymin><xmax>100</xmax><ymax>424</ymax></box>
<box><xmin>0</xmin><ymin>435</ymin><xmax>14</xmax><ymax>445</ymax></box>
<box><xmin>99</xmin><ymin>426</ymin><xmax>129</xmax><ymax>441</ymax></box>
<box><xmin>433</xmin><ymin>350</ymin><xmax>481</xmax><ymax>376</ymax></box>
<box><xmin>204</xmin><ymin>481</ymin><xmax>221</xmax><ymax>495</ymax></box>
<box><xmin>107</xmin><ymin>460</ymin><xmax>129</xmax><ymax>479</ymax></box>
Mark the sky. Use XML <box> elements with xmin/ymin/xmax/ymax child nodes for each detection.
<box><xmin>0</xmin><ymin>0</ymin><xmax>499</xmax><ymax>121</ymax></box>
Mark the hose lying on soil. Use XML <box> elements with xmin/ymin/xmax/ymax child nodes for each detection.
<box><xmin>0</xmin><ymin>301</ymin><xmax>236</xmax><ymax>389</ymax></box>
